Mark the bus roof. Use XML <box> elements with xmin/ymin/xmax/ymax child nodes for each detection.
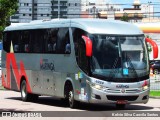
<box><xmin>5</xmin><ymin>19</ymin><xmax>143</xmax><ymax>35</ymax></box>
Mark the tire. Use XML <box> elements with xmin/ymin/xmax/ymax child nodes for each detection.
<box><xmin>20</xmin><ymin>80</ymin><xmax>39</xmax><ymax>102</ymax></box>
<box><xmin>21</xmin><ymin>80</ymin><xmax>31</xmax><ymax>101</ymax></box>
<box><xmin>116</xmin><ymin>104</ymin><xmax>126</xmax><ymax>109</ymax></box>
<box><xmin>30</xmin><ymin>94</ymin><xmax>39</xmax><ymax>101</ymax></box>
<box><xmin>64</xmin><ymin>82</ymin><xmax>79</xmax><ymax>108</ymax></box>
<box><xmin>68</xmin><ymin>89</ymin><xmax>79</xmax><ymax>108</ymax></box>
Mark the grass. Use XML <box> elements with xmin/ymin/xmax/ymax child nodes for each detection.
<box><xmin>150</xmin><ymin>91</ymin><xmax>160</xmax><ymax>97</ymax></box>
<box><xmin>0</xmin><ymin>86</ymin><xmax>5</xmax><ymax>90</ymax></box>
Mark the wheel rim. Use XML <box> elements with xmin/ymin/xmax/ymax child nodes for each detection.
<box><xmin>21</xmin><ymin>83</ymin><xmax>26</xmax><ymax>98</ymax></box>
<box><xmin>69</xmin><ymin>91</ymin><xmax>73</xmax><ymax>106</ymax></box>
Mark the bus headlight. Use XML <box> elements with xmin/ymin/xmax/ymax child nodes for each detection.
<box><xmin>90</xmin><ymin>83</ymin><xmax>104</xmax><ymax>90</ymax></box>
<box><xmin>142</xmin><ymin>80</ymin><xmax>149</xmax><ymax>91</ymax></box>
<box><xmin>142</xmin><ymin>85</ymin><xmax>148</xmax><ymax>91</ymax></box>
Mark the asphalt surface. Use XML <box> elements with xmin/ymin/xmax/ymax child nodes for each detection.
<box><xmin>0</xmin><ymin>90</ymin><xmax>160</xmax><ymax>120</ymax></box>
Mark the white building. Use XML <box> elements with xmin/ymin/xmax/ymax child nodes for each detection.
<box><xmin>81</xmin><ymin>0</ymin><xmax>122</xmax><ymax>18</ymax></box>
<box><xmin>141</xmin><ymin>4</ymin><xmax>154</xmax><ymax>19</ymax></box>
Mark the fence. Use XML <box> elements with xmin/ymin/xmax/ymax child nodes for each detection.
<box><xmin>150</xmin><ymin>73</ymin><xmax>160</xmax><ymax>90</ymax></box>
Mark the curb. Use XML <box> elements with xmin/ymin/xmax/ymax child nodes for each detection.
<box><xmin>155</xmin><ymin>80</ymin><xmax>160</xmax><ymax>83</ymax></box>
<box><xmin>149</xmin><ymin>96</ymin><xmax>160</xmax><ymax>99</ymax></box>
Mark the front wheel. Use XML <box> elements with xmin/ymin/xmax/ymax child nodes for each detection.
<box><xmin>64</xmin><ymin>82</ymin><xmax>79</xmax><ymax>108</ymax></box>
<box><xmin>68</xmin><ymin>90</ymin><xmax>79</xmax><ymax>108</ymax></box>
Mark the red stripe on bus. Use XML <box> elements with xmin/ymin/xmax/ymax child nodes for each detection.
<box><xmin>20</xmin><ymin>60</ymin><xmax>32</xmax><ymax>93</ymax></box>
<box><xmin>5</xmin><ymin>53</ymin><xmax>32</xmax><ymax>93</ymax></box>
<box><xmin>1</xmin><ymin>74</ymin><xmax>8</xmax><ymax>89</ymax></box>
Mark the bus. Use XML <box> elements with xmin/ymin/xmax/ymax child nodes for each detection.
<box><xmin>1</xmin><ymin>19</ymin><xmax>158</xmax><ymax>109</ymax></box>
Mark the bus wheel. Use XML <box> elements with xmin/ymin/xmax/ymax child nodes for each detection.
<box><xmin>64</xmin><ymin>82</ymin><xmax>78</xmax><ymax>108</ymax></box>
<box><xmin>20</xmin><ymin>80</ymin><xmax>32</xmax><ymax>101</ymax></box>
<box><xmin>116</xmin><ymin>104</ymin><xmax>126</xmax><ymax>109</ymax></box>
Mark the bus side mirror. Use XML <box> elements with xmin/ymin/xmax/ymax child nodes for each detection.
<box><xmin>82</xmin><ymin>35</ymin><xmax>92</xmax><ymax>57</ymax></box>
<box><xmin>145</xmin><ymin>38</ymin><xmax>158</xmax><ymax>59</ymax></box>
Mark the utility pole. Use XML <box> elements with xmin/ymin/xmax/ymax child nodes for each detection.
<box><xmin>148</xmin><ymin>1</ymin><xmax>152</xmax><ymax>22</ymax></box>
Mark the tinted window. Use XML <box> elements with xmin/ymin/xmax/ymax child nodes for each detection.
<box><xmin>57</xmin><ymin>28</ymin><xmax>70</xmax><ymax>54</ymax></box>
<box><xmin>44</xmin><ymin>28</ymin><xmax>70</xmax><ymax>54</ymax></box>
<box><xmin>20</xmin><ymin>31</ymin><xmax>31</xmax><ymax>53</ymax></box>
<box><xmin>31</xmin><ymin>30</ymin><xmax>44</xmax><ymax>53</ymax></box>
<box><xmin>44</xmin><ymin>28</ymin><xmax>58</xmax><ymax>53</ymax></box>
<box><xmin>3</xmin><ymin>32</ymin><xmax>11</xmax><ymax>53</ymax></box>
<box><xmin>72</xmin><ymin>28</ymin><xmax>89</xmax><ymax>74</ymax></box>
<box><xmin>12</xmin><ymin>31</ymin><xmax>21</xmax><ymax>53</ymax></box>
<box><xmin>3</xmin><ymin>28</ymin><xmax>70</xmax><ymax>54</ymax></box>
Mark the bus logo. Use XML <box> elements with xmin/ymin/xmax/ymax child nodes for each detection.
<box><xmin>40</xmin><ymin>59</ymin><xmax>55</xmax><ymax>71</ymax></box>
<box><xmin>121</xmin><ymin>89</ymin><xmax>126</xmax><ymax>93</ymax></box>
<box><xmin>116</xmin><ymin>84</ymin><xmax>129</xmax><ymax>88</ymax></box>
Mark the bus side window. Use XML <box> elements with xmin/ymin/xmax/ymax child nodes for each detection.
<box><xmin>45</xmin><ymin>28</ymin><xmax>58</xmax><ymax>53</ymax></box>
<box><xmin>12</xmin><ymin>31</ymin><xmax>20</xmax><ymax>53</ymax></box>
<box><xmin>57</xmin><ymin>28</ymin><xmax>70</xmax><ymax>54</ymax></box>
<box><xmin>31</xmin><ymin>30</ymin><xmax>43</xmax><ymax>53</ymax></box>
<box><xmin>3</xmin><ymin>32</ymin><xmax>11</xmax><ymax>53</ymax></box>
<box><xmin>20</xmin><ymin>31</ymin><xmax>31</xmax><ymax>53</ymax></box>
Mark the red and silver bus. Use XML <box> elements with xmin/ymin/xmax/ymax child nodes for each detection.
<box><xmin>2</xmin><ymin>19</ymin><xmax>158</xmax><ymax>108</ymax></box>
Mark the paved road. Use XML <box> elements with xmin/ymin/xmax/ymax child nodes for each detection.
<box><xmin>0</xmin><ymin>91</ymin><xmax>160</xmax><ymax>120</ymax></box>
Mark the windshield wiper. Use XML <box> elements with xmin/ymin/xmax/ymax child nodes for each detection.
<box><xmin>125</xmin><ymin>55</ymin><xmax>140</xmax><ymax>82</ymax></box>
<box><xmin>107</xmin><ymin>57</ymin><xmax>120</xmax><ymax>81</ymax></box>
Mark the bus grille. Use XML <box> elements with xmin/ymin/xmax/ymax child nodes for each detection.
<box><xmin>106</xmin><ymin>95</ymin><xmax>138</xmax><ymax>101</ymax></box>
<box><xmin>105</xmin><ymin>88</ymin><xmax>141</xmax><ymax>93</ymax></box>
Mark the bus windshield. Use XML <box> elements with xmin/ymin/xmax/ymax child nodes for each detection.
<box><xmin>90</xmin><ymin>35</ymin><xmax>149</xmax><ymax>82</ymax></box>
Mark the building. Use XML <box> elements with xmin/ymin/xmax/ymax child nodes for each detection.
<box><xmin>141</xmin><ymin>3</ymin><xmax>154</xmax><ymax>19</ymax></box>
<box><xmin>123</xmin><ymin>0</ymin><xmax>143</xmax><ymax>22</ymax></box>
<box><xmin>10</xmin><ymin>0</ymin><xmax>81</xmax><ymax>23</ymax></box>
<box><xmin>98</xmin><ymin>0</ymin><xmax>156</xmax><ymax>23</ymax></box>
<box><xmin>67</xmin><ymin>0</ymin><xmax>81</xmax><ymax>18</ymax></box>
<box><xmin>81</xmin><ymin>0</ymin><xmax>122</xmax><ymax>18</ymax></box>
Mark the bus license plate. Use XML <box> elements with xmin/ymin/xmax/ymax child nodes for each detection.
<box><xmin>117</xmin><ymin>100</ymin><xmax>127</xmax><ymax>104</ymax></box>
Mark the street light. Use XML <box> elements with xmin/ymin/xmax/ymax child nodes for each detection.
<box><xmin>93</xmin><ymin>6</ymin><xmax>96</xmax><ymax>18</ymax></box>
<box><xmin>148</xmin><ymin>1</ymin><xmax>152</xmax><ymax>22</ymax></box>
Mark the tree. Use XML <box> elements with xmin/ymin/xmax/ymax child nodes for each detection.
<box><xmin>0</xmin><ymin>0</ymin><xmax>18</xmax><ymax>40</ymax></box>
<box><xmin>121</xmin><ymin>13</ymin><xmax>129</xmax><ymax>22</ymax></box>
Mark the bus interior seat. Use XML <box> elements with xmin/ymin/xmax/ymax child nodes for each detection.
<box><xmin>65</xmin><ymin>43</ymin><xmax>71</xmax><ymax>54</ymax></box>
<box><xmin>14</xmin><ymin>45</ymin><xmax>19</xmax><ymax>52</ymax></box>
<box><xmin>25</xmin><ymin>44</ymin><xmax>29</xmax><ymax>52</ymax></box>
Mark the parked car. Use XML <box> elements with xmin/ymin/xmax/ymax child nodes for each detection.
<box><xmin>150</xmin><ymin>60</ymin><xmax>160</xmax><ymax>74</ymax></box>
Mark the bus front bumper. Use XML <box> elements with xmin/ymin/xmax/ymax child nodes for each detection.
<box><xmin>88</xmin><ymin>87</ymin><xmax>149</xmax><ymax>105</ymax></box>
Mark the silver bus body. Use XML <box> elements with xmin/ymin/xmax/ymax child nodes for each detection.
<box><xmin>2</xmin><ymin>19</ymin><xmax>150</xmax><ymax>107</ymax></box>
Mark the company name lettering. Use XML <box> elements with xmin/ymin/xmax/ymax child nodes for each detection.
<box><xmin>116</xmin><ymin>85</ymin><xmax>129</xmax><ymax>88</ymax></box>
